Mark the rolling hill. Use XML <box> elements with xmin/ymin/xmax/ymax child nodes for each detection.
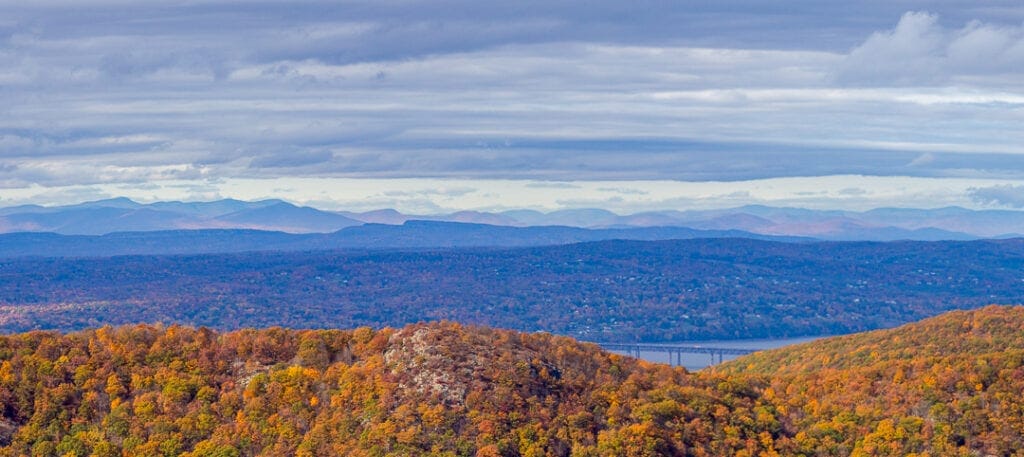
<box><xmin>0</xmin><ymin>321</ymin><xmax>783</xmax><ymax>456</ymax></box>
<box><xmin>1</xmin><ymin>307</ymin><xmax>1024</xmax><ymax>455</ymax></box>
<box><xmin>715</xmin><ymin>305</ymin><xmax>1024</xmax><ymax>456</ymax></box>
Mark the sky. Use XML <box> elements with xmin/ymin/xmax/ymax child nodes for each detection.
<box><xmin>2</xmin><ymin>0</ymin><xmax>1024</xmax><ymax>213</ymax></box>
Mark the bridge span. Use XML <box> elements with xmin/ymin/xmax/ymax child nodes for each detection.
<box><xmin>595</xmin><ymin>342</ymin><xmax>760</xmax><ymax>366</ymax></box>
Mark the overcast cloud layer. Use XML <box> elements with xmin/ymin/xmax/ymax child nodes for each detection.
<box><xmin>2</xmin><ymin>1</ymin><xmax>1024</xmax><ymax>210</ymax></box>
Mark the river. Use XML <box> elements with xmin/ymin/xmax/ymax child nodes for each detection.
<box><xmin>606</xmin><ymin>336</ymin><xmax>827</xmax><ymax>371</ymax></box>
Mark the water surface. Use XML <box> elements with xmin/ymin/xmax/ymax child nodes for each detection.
<box><xmin>607</xmin><ymin>336</ymin><xmax>826</xmax><ymax>371</ymax></box>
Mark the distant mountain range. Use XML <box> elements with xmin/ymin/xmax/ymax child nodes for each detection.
<box><xmin>2</xmin><ymin>197</ymin><xmax>1023</xmax><ymax>241</ymax></box>
<box><xmin>0</xmin><ymin>198</ymin><xmax>362</xmax><ymax>235</ymax></box>
<box><xmin>0</xmin><ymin>222</ymin><xmax>805</xmax><ymax>258</ymax></box>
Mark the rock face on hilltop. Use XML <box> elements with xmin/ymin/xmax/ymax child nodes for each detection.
<box><xmin>2</xmin><ymin>307</ymin><xmax>1024</xmax><ymax>456</ymax></box>
<box><xmin>0</xmin><ymin>322</ymin><xmax>778</xmax><ymax>456</ymax></box>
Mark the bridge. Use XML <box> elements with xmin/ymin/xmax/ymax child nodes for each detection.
<box><xmin>595</xmin><ymin>342</ymin><xmax>760</xmax><ymax>366</ymax></box>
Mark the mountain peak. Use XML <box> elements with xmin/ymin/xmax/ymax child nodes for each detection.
<box><xmin>73</xmin><ymin>197</ymin><xmax>142</xmax><ymax>209</ymax></box>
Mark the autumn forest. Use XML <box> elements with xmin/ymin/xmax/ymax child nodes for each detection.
<box><xmin>0</xmin><ymin>306</ymin><xmax>1022</xmax><ymax>456</ymax></box>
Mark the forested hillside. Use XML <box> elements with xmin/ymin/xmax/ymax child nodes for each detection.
<box><xmin>0</xmin><ymin>322</ymin><xmax>780</xmax><ymax>456</ymax></box>
<box><xmin>1</xmin><ymin>238</ymin><xmax>1023</xmax><ymax>341</ymax></box>
<box><xmin>3</xmin><ymin>307</ymin><xmax>1024</xmax><ymax>456</ymax></box>
<box><xmin>716</xmin><ymin>305</ymin><xmax>1024</xmax><ymax>456</ymax></box>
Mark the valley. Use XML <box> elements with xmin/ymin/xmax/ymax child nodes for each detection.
<box><xmin>1</xmin><ymin>238</ymin><xmax>1022</xmax><ymax>342</ymax></box>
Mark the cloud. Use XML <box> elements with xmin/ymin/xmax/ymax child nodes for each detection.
<box><xmin>382</xmin><ymin>187</ymin><xmax>478</xmax><ymax>198</ymax></box>
<box><xmin>0</xmin><ymin>135</ymin><xmax>37</xmax><ymax>152</ymax></box>
<box><xmin>722</xmin><ymin>191</ymin><xmax>752</xmax><ymax>199</ymax></box>
<box><xmin>837</xmin><ymin>11</ymin><xmax>1024</xmax><ymax>86</ymax></box>
<box><xmin>597</xmin><ymin>187</ymin><xmax>649</xmax><ymax>195</ymax></box>
<box><xmin>2</xmin><ymin>2</ymin><xmax>1024</xmax><ymax>199</ymax></box>
<box><xmin>838</xmin><ymin>12</ymin><xmax>945</xmax><ymax>85</ymax></box>
<box><xmin>525</xmin><ymin>182</ymin><xmax>581</xmax><ymax>189</ymax></box>
<box><xmin>908</xmin><ymin>152</ymin><xmax>936</xmax><ymax>166</ymax></box>
<box><xmin>967</xmin><ymin>184</ymin><xmax>1024</xmax><ymax>208</ymax></box>
<box><xmin>249</xmin><ymin>149</ymin><xmax>336</xmax><ymax>169</ymax></box>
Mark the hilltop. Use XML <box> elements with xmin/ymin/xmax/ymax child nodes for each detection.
<box><xmin>2</xmin><ymin>307</ymin><xmax>1024</xmax><ymax>455</ymax></box>
<box><xmin>716</xmin><ymin>305</ymin><xmax>1024</xmax><ymax>456</ymax></box>
<box><xmin>0</xmin><ymin>322</ymin><xmax>776</xmax><ymax>456</ymax></box>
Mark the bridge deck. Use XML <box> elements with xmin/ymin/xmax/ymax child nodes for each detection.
<box><xmin>593</xmin><ymin>342</ymin><xmax>761</xmax><ymax>366</ymax></box>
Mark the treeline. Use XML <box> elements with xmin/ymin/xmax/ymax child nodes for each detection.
<box><xmin>1</xmin><ymin>238</ymin><xmax>1023</xmax><ymax>341</ymax></box>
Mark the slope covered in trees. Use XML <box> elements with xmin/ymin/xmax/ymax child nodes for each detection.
<box><xmin>716</xmin><ymin>305</ymin><xmax>1024</xmax><ymax>456</ymax></box>
<box><xmin>1</xmin><ymin>238</ymin><xmax>1023</xmax><ymax>341</ymax></box>
<box><xmin>3</xmin><ymin>306</ymin><xmax>1024</xmax><ymax>456</ymax></box>
<box><xmin>0</xmin><ymin>322</ymin><xmax>780</xmax><ymax>456</ymax></box>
